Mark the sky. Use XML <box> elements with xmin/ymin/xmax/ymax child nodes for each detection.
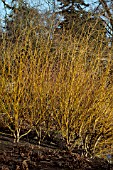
<box><xmin>0</xmin><ymin>0</ymin><xmax>96</xmax><ymax>13</ymax></box>
<box><xmin>0</xmin><ymin>0</ymin><xmax>96</xmax><ymax>26</ymax></box>
<box><xmin>0</xmin><ymin>0</ymin><xmax>47</xmax><ymax>17</ymax></box>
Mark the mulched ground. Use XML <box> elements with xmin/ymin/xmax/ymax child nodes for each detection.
<box><xmin>0</xmin><ymin>131</ymin><xmax>113</xmax><ymax>170</ymax></box>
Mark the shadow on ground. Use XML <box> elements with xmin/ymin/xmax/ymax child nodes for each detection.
<box><xmin>0</xmin><ymin>130</ymin><xmax>113</xmax><ymax>170</ymax></box>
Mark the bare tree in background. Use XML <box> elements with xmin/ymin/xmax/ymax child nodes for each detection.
<box><xmin>91</xmin><ymin>0</ymin><xmax>113</xmax><ymax>45</ymax></box>
<box><xmin>100</xmin><ymin>0</ymin><xmax>113</xmax><ymax>43</ymax></box>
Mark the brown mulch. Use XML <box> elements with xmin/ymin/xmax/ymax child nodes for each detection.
<box><xmin>0</xmin><ymin>132</ymin><xmax>113</xmax><ymax>170</ymax></box>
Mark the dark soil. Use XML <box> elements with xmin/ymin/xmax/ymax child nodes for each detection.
<box><xmin>0</xmin><ymin>130</ymin><xmax>113</xmax><ymax>170</ymax></box>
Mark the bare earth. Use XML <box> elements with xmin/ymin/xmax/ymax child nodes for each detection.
<box><xmin>0</xmin><ymin>131</ymin><xmax>113</xmax><ymax>170</ymax></box>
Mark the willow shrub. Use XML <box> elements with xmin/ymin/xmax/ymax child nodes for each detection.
<box><xmin>0</xmin><ymin>25</ymin><xmax>113</xmax><ymax>159</ymax></box>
